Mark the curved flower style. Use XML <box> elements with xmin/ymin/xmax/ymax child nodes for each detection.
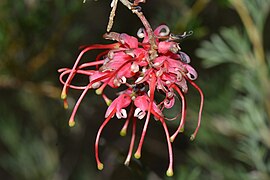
<box><xmin>59</xmin><ymin>25</ymin><xmax>204</xmax><ymax>177</ymax></box>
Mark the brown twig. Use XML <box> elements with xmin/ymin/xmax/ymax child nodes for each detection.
<box><xmin>107</xmin><ymin>0</ymin><xmax>157</xmax><ymax>60</ymax></box>
<box><xmin>230</xmin><ymin>0</ymin><xmax>265</xmax><ymax>64</ymax></box>
<box><xmin>107</xmin><ymin>0</ymin><xmax>119</xmax><ymax>32</ymax></box>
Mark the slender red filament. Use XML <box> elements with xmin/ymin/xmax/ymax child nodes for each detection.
<box><xmin>95</xmin><ymin>108</ymin><xmax>117</xmax><ymax>170</ymax></box>
<box><xmin>134</xmin><ymin>72</ymin><xmax>156</xmax><ymax>158</ymax></box>
<box><xmin>124</xmin><ymin>116</ymin><xmax>137</xmax><ymax>166</ymax></box>
<box><xmin>170</xmin><ymin>84</ymin><xmax>187</xmax><ymax>142</ymax></box>
<box><xmin>68</xmin><ymin>74</ymin><xmax>117</xmax><ymax>126</ymax></box>
<box><xmin>78</xmin><ymin>59</ymin><xmax>105</xmax><ymax>69</ymax></box>
<box><xmin>188</xmin><ymin>80</ymin><xmax>204</xmax><ymax>140</ymax></box>
<box><xmin>59</xmin><ymin>69</ymin><xmax>95</xmax><ymax>89</ymax></box>
<box><xmin>160</xmin><ymin>118</ymin><xmax>174</xmax><ymax>176</ymax></box>
<box><xmin>68</xmin><ymin>83</ymin><xmax>91</xmax><ymax>126</ymax></box>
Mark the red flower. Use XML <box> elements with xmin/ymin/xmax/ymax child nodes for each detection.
<box><xmin>59</xmin><ymin>25</ymin><xmax>204</xmax><ymax>177</ymax></box>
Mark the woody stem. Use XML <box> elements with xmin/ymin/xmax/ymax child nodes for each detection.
<box><xmin>119</xmin><ymin>0</ymin><xmax>157</xmax><ymax>59</ymax></box>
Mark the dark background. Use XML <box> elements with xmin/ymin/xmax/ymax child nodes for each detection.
<box><xmin>0</xmin><ymin>0</ymin><xmax>270</xmax><ymax>179</ymax></box>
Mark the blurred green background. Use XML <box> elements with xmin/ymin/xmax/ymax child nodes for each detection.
<box><xmin>0</xmin><ymin>0</ymin><xmax>270</xmax><ymax>179</ymax></box>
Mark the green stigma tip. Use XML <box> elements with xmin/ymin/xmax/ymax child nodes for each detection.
<box><xmin>95</xmin><ymin>89</ymin><xmax>102</xmax><ymax>95</ymax></box>
<box><xmin>134</xmin><ymin>152</ymin><xmax>141</xmax><ymax>159</ymax></box>
<box><xmin>166</xmin><ymin>169</ymin><xmax>174</xmax><ymax>177</ymax></box>
<box><xmin>69</xmin><ymin>121</ymin><xmax>75</xmax><ymax>127</ymax></box>
<box><xmin>180</xmin><ymin>126</ymin><xmax>184</xmax><ymax>132</ymax></box>
<box><xmin>97</xmin><ymin>163</ymin><xmax>104</xmax><ymax>170</ymax></box>
<box><xmin>120</xmin><ymin>130</ymin><xmax>126</xmax><ymax>137</ymax></box>
<box><xmin>106</xmin><ymin>100</ymin><xmax>112</xmax><ymax>106</ymax></box>
<box><xmin>64</xmin><ymin>103</ymin><xmax>68</xmax><ymax>109</ymax></box>
<box><xmin>190</xmin><ymin>134</ymin><xmax>195</xmax><ymax>141</ymax></box>
<box><xmin>61</xmin><ymin>93</ymin><xmax>67</xmax><ymax>100</ymax></box>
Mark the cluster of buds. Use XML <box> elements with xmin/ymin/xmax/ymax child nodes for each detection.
<box><xmin>59</xmin><ymin>24</ymin><xmax>203</xmax><ymax>176</ymax></box>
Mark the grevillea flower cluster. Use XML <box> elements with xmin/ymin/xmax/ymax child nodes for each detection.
<box><xmin>59</xmin><ymin>25</ymin><xmax>203</xmax><ymax>176</ymax></box>
<box><xmin>59</xmin><ymin>1</ymin><xmax>203</xmax><ymax>177</ymax></box>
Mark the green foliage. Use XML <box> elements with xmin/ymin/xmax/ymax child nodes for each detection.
<box><xmin>195</xmin><ymin>0</ymin><xmax>270</xmax><ymax>179</ymax></box>
<box><xmin>243</xmin><ymin>0</ymin><xmax>270</xmax><ymax>33</ymax></box>
<box><xmin>197</xmin><ymin>28</ymin><xmax>251</xmax><ymax>68</ymax></box>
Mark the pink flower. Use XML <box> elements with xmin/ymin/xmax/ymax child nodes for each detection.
<box><xmin>59</xmin><ymin>25</ymin><xmax>204</xmax><ymax>177</ymax></box>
